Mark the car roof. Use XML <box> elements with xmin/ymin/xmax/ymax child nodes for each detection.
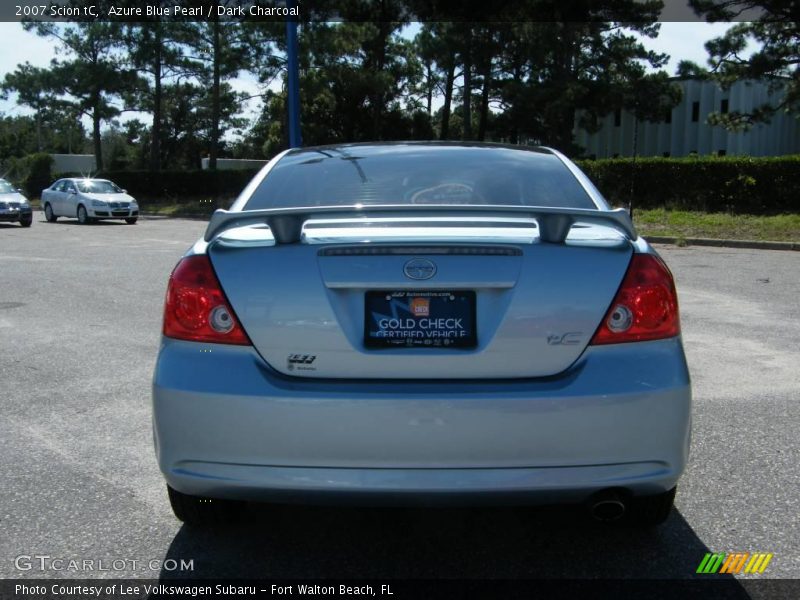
<box><xmin>66</xmin><ymin>178</ymin><xmax>111</xmax><ymax>183</ymax></box>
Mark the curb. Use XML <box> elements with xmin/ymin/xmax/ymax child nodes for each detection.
<box><xmin>140</xmin><ymin>213</ymin><xmax>798</xmax><ymax>252</ymax></box>
<box><xmin>645</xmin><ymin>236</ymin><xmax>799</xmax><ymax>252</ymax></box>
<box><xmin>140</xmin><ymin>212</ymin><xmax>209</xmax><ymax>221</ymax></box>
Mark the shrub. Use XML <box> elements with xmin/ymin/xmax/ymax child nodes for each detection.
<box><xmin>5</xmin><ymin>153</ymin><xmax>54</xmax><ymax>198</ymax></box>
<box><xmin>54</xmin><ymin>156</ymin><xmax>800</xmax><ymax>215</ymax></box>
<box><xmin>576</xmin><ymin>155</ymin><xmax>800</xmax><ymax>215</ymax></box>
<box><xmin>54</xmin><ymin>169</ymin><xmax>261</xmax><ymax>203</ymax></box>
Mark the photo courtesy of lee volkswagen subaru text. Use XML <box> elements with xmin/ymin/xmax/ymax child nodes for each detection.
<box><xmin>152</xmin><ymin>142</ymin><xmax>691</xmax><ymax>527</ymax></box>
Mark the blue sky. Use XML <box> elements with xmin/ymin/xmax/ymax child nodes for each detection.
<box><xmin>0</xmin><ymin>21</ymin><xmax>740</xmax><ymax>130</ymax></box>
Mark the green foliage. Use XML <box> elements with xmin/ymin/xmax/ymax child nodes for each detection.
<box><xmin>179</xmin><ymin>20</ymin><xmax>268</xmax><ymax>169</ymax></box>
<box><xmin>0</xmin><ymin>114</ymin><xmax>89</xmax><ymax>162</ymax></box>
<box><xmin>1</xmin><ymin>63</ymin><xmax>58</xmax><ymax>118</ymax></box>
<box><xmin>0</xmin><ymin>116</ymin><xmax>36</xmax><ymax>161</ymax></box>
<box><xmin>1</xmin><ymin>64</ymin><xmax>91</xmax><ymax>160</ymax></box>
<box><xmin>484</xmin><ymin>11</ymin><xmax>674</xmax><ymax>150</ymax></box>
<box><xmin>21</xmin><ymin>20</ymin><xmax>137</xmax><ymax>170</ymax></box>
<box><xmin>689</xmin><ymin>1</ymin><xmax>800</xmax><ymax>128</ymax></box>
<box><xmin>6</xmin><ymin>153</ymin><xmax>54</xmax><ymax>198</ymax></box>
<box><xmin>101</xmin><ymin>120</ymin><xmax>149</xmax><ymax>170</ymax></box>
<box><xmin>121</xmin><ymin>18</ymin><xmax>199</xmax><ymax>171</ymax></box>
<box><xmin>52</xmin><ymin>156</ymin><xmax>800</xmax><ymax>220</ymax></box>
<box><xmin>577</xmin><ymin>155</ymin><xmax>800</xmax><ymax>214</ymax></box>
<box><xmin>55</xmin><ymin>169</ymin><xmax>260</xmax><ymax>202</ymax></box>
<box><xmin>256</xmin><ymin>19</ymin><xmax>426</xmax><ymax>152</ymax></box>
<box><xmin>675</xmin><ymin>60</ymin><xmax>709</xmax><ymax>79</ymax></box>
<box><xmin>1</xmin><ymin>11</ymin><xmax>793</xmax><ymax>166</ymax></box>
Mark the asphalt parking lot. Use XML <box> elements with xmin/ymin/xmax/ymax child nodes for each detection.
<box><xmin>0</xmin><ymin>215</ymin><xmax>798</xmax><ymax>584</ymax></box>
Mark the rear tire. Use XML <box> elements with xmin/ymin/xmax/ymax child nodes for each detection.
<box><xmin>44</xmin><ymin>203</ymin><xmax>57</xmax><ymax>222</ymax></box>
<box><xmin>167</xmin><ymin>485</ymin><xmax>245</xmax><ymax>526</ymax></box>
<box><xmin>125</xmin><ymin>217</ymin><xmax>138</xmax><ymax>225</ymax></box>
<box><xmin>20</xmin><ymin>214</ymin><xmax>32</xmax><ymax>227</ymax></box>
<box><xmin>626</xmin><ymin>486</ymin><xmax>676</xmax><ymax>527</ymax></box>
<box><xmin>77</xmin><ymin>205</ymin><xmax>92</xmax><ymax>224</ymax></box>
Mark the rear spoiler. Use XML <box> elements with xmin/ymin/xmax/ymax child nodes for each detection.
<box><xmin>204</xmin><ymin>204</ymin><xmax>637</xmax><ymax>245</ymax></box>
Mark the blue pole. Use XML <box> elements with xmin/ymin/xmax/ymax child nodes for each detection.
<box><xmin>286</xmin><ymin>0</ymin><xmax>301</xmax><ymax>148</ymax></box>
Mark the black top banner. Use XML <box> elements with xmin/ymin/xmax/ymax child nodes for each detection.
<box><xmin>0</xmin><ymin>0</ymin><xmax>771</xmax><ymax>23</ymax></box>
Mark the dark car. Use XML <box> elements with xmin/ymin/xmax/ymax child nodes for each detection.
<box><xmin>0</xmin><ymin>179</ymin><xmax>33</xmax><ymax>227</ymax></box>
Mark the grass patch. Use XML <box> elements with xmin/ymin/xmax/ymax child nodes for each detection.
<box><xmin>634</xmin><ymin>209</ymin><xmax>800</xmax><ymax>242</ymax></box>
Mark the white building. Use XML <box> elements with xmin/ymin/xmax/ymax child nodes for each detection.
<box><xmin>574</xmin><ymin>78</ymin><xmax>800</xmax><ymax>158</ymax></box>
<box><xmin>51</xmin><ymin>153</ymin><xmax>96</xmax><ymax>174</ymax></box>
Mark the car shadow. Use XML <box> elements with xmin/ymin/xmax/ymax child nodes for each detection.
<box><xmin>158</xmin><ymin>502</ymin><xmax>749</xmax><ymax>594</ymax></box>
<box><xmin>48</xmin><ymin>219</ymin><xmax>127</xmax><ymax>226</ymax></box>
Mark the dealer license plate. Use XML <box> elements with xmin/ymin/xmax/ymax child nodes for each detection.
<box><xmin>364</xmin><ymin>290</ymin><xmax>477</xmax><ymax>349</ymax></box>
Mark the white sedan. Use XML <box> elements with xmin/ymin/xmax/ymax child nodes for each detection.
<box><xmin>41</xmin><ymin>178</ymin><xmax>139</xmax><ymax>225</ymax></box>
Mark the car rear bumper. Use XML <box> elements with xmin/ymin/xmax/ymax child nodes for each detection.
<box><xmin>161</xmin><ymin>462</ymin><xmax>679</xmax><ymax>506</ymax></box>
<box><xmin>152</xmin><ymin>337</ymin><xmax>691</xmax><ymax>504</ymax></box>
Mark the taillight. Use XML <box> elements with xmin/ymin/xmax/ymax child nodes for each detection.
<box><xmin>163</xmin><ymin>255</ymin><xmax>250</xmax><ymax>345</ymax></box>
<box><xmin>590</xmin><ymin>253</ymin><xmax>680</xmax><ymax>345</ymax></box>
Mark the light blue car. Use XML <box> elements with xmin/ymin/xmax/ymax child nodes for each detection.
<box><xmin>153</xmin><ymin>143</ymin><xmax>691</xmax><ymax>527</ymax></box>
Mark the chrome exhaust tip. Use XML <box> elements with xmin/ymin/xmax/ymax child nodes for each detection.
<box><xmin>589</xmin><ymin>491</ymin><xmax>627</xmax><ymax>521</ymax></box>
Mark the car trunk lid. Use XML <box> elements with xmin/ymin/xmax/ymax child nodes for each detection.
<box><xmin>207</xmin><ymin>218</ymin><xmax>633</xmax><ymax>379</ymax></box>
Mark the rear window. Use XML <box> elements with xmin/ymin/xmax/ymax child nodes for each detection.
<box><xmin>245</xmin><ymin>145</ymin><xmax>596</xmax><ymax>210</ymax></box>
